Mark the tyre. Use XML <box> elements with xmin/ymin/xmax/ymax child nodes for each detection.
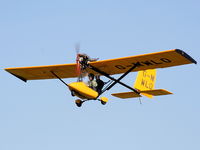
<box><xmin>101</xmin><ymin>100</ymin><xmax>106</xmax><ymax>105</ymax></box>
<box><xmin>100</xmin><ymin>97</ymin><xmax>108</xmax><ymax>105</ymax></box>
<box><xmin>75</xmin><ymin>99</ymin><xmax>82</xmax><ymax>107</ymax></box>
<box><xmin>71</xmin><ymin>90</ymin><xmax>75</xmax><ymax>96</ymax></box>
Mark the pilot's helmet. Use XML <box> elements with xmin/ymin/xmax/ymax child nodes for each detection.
<box><xmin>88</xmin><ymin>73</ymin><xmax>95</xmax><ymax>79</ymax></box>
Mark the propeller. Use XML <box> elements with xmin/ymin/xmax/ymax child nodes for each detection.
<box><xmin>75</xmin><ymin>43</ymin><xmax>81</xmax><ymax>76</ymax></box>
<box><xmin>75</xmin><ymin>43</ymin><xmax>80</xmax><ymax>54</ymax></box>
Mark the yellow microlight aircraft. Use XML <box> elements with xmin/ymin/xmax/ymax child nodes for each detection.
<box><xmin>5</xmin><ymin>49</ymin><xmax>197</xmax><ymax>107</ymax></box>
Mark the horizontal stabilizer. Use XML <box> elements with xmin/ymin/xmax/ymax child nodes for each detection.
<box><xmin>112</xmin><ymin>89</ymin><xmax>172</xmax><ymax>99</ymax></box>
<box><xmin>140</xmin><ymin>89</ymin><xmax>173</xmax><ymax>96</ymax></box>
<box><xmin>111</xmin><ymin>92</ymin><xmax>141</xmax><ymax>99</ymax></box>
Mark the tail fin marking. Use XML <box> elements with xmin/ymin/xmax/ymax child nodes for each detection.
<box><xmin>134</xmin><ymin>69</ymin><xmax>157</xmax><ymax>98</ymax></box>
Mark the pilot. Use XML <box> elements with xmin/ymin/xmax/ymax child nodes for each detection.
<box><xmin>95</xmin><ymin>75</ymin><xmax>104</xmax><ymax>94</ymax></box>
<box><xmin>87</xmin><ymin>73</ymin><xmax>97</xmax><ymax>91</ymax></box>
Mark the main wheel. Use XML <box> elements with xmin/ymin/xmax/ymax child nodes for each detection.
<box><xmin>101</xmin><ymin>101</ymin><xmax>107</xmax><ymax>105</ymax></box>
<box><xmin>75</xmin><ymin>99</ymin><xmax>83</xmax><ymax>107</ymax></box>
<box><xmin>100</xmin><ymin>97</ymin><xmax>108</xmax><ymax>105</ymax></box>
<box><xmin>71</xmin><ymin>90</ymin><xmax>75</xmax><ymax>96</ymax></box>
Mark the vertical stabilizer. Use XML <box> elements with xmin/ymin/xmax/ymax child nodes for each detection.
<box><xmin>112</xmin><ymin>69</ymin><xmax>172</xmax><ymax>99</ymax></box>
<box><xmin>134</xmin><ymin>69</ymin><xmax>157</xmax><ymax>98</ymax></box>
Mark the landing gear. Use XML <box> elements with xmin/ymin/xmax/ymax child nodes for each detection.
<box><xmin>75</xmin><ymin>97</ymin><xmax>108</xmax><ymax>107</ymax></box>
<box><xmin>71</xmin><ymin>90</ymin><xmax>75</xmax><ymax>96</ymax></box>
<box><xmin>101</xmin><ymin>101</ymin><xmax>107</xmax><ymax>105</ymax></box>
<box><xmin>75</xmin><ymin>99</ymin><xmax>83</xmax><ymax>107</ymax></box>
<box><xmin>100</xmin><ymin>97</ymin><xmax>108</xmax><ymax>105</ymax></box>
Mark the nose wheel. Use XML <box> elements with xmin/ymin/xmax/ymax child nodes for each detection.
<box><xmin>75</xmin><ymin>99</ymin><xmax>83</xmax><ymax>107</ymax></box>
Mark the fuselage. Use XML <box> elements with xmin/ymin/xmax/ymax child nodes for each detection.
<box><xmin>68</xmin><ymin>82</ymin><xmax>98</xmax><ymax>100</ymax></box>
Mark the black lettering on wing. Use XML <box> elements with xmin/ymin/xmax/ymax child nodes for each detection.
<box><xmin>160</xmin><ymin>58</ymin><xmax>172</xmax><ymax>63</ymax></box>
<box><xmin>132</xmin><ymin>62</ymin><xmax>144</xmax><ymax>67</ymax></box>
<box><xmin>115</xmin><ymin>65</ymin><xmax>126</xmax><ymax>70</ymax></box>
<box><xmin>151</xmin><ymin>60</ymin><xmax>163</xmax><ymax>65</ymax></box>
<box><xmin>141</xmin><ymin>61</ymin><xmax>153</xmax><ymax>66</ymax></box>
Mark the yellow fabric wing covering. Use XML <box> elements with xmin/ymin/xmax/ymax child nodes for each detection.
<box><xmin>88</xmin><ymin>49</ymin><xmax>197</xmax><ymax>75</ymax></box>
<box><xmin>5</xmin><ymin>64</ymin><xmax>77</xmax><ymax>82</ymax></box>
<box><xmin>5</xmin><ymin>49</ymin><xmax>196</xmax><ymax>82</ymax></box>
<box><xmin>112</xmin><ymin>89</ymin><xmax>172</xmax><ymax>99</ymax></box>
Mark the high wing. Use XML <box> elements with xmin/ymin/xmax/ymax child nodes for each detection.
<box><xmin>88</xmin><ymin>49</ymin><xmax>197</xmax><ymax>75</ymax></box>
<box><xmin>5</xmin><ymin>49</ymin><xmax>196</xmax><ymax>82</ymax></box>
<box><xmin>5</xmin><ymin>64</ymin><xmax>78</xmax><ymax>82</ymax></box>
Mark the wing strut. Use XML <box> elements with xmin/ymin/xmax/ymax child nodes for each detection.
<box><xmin>50</xmin><ymin>71</ymin><xmax>68</xmax><ymax>87</ymax></box>
<box><xmin>105</xmin><ymin>62</ymin><xmax>140</xmax><ymax>91</ymax></box>
<box><xmin>88</xmin><ymin>63</ymin><xmax>140</xmax><ymax>97</ymax></box>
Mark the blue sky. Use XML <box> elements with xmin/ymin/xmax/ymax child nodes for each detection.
<box><xmin>1</xmin><ymin>0</ymin><xmax>200</xmax><ymax>150</ymax></box>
